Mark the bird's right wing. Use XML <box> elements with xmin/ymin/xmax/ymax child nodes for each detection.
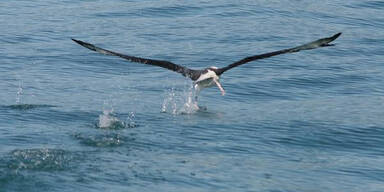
<box><xmin>72</xmin><ymin>39</ymin><xmax>199</xmax><ymax>79</ymax></box>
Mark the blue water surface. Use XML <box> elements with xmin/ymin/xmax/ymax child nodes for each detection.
<box><xmin>1</xmin><ymin>0</ymin><xmax>384</xmax><ymax>191</ymax></box>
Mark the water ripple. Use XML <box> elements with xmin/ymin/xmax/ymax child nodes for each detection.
<box><xmin>4</xmin><ymin>148</ymin><xmax>74</xmax><ymax>171</ymax></box>
<box><xmin>73</xmin><ymin>133</ymin><xmax>132</xmax><ymax>147</ymax></box>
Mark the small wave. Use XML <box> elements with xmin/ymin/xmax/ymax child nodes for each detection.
<box><xmin>350</xmin><ymin>1</ymin><xmax>384</xmax><ymax>10</ymax></box>
<box><xmin>2</xmin><ymin>104</ymin><xmax>56</xmax><ymax>110</ymax></box>
<box><xmin>137</xmin><ymin>5</ymin><xmax>203</xmax><ymax>18</ymax></box>
<box><xmin>5</xmin><ymin>148</ymin><xmax>73</xmax><ymax>171</ymax></box>
<box><xmin>73</xmin><ymin>133</ymin><xmax>128</xmax><ymax>147</ymax></box>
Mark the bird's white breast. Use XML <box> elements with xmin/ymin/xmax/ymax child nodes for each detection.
<box><xmin>195</xmin><ymin>70</ymin><xmax>219</xmax><ymax>89</ymax></box>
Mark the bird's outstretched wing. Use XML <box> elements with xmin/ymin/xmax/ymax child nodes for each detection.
<box><xmin>215</xmin><ymin>33</ymin><xmax>342</xmax><ymax>75</ymax></box>
<box><xmin>72</xmin><ymin>39</ymin><xmax>200</xmax><ymax>80</ymax></box>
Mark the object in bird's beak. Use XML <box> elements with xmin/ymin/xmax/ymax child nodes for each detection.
<box><xmin>214</xmin><ymin>79</ymin><xmax>225</xmax><ymax>96</ymax></box>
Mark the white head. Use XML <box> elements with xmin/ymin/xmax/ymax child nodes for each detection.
<box><xmin>209</xmin><ymin>66</ymin><xmax>218</xmax><ymax>70</ymax></box>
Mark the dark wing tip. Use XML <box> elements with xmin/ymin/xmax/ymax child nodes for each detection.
<box><xmin>319</xmin><ymin>32</ymin><xmax>342</xmax><ymax>47</ymax></box>
<box><xmin>330</xmin><ymin>32</ymin><xmax>342</xmax><ymax>42</ymax></box>
<box><xmin>71</xmin><ymin>38</ymin><xmax>99</xmax><ymax>52</ymax></box>
<box><xmin>72</xmin><ymin>38</ymin><xmax>81</xmax><ymax>43</ymax></box>
<box><xmin>72</xmin><ymin>38</ymin><xmax>87</xmax><ymax>46</ymax></box>
<box><xmin>333</xmin><ymin>32</ymin><xmax>342</xmax><ymax>39</ymax></box>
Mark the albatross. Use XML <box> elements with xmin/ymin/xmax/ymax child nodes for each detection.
<box><xmin>72</xmin><ymin>32</ymin><xmax>341</xmax><ymax>97</ymax></box>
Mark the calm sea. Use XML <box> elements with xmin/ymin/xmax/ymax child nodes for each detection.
<box><xmin>1</xmin><ymin>0</ymin><xmax>384</xmax><ymax>191</ymax></box>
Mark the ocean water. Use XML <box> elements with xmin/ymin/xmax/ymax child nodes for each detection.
<box><xmin>1</xmin><ymin>0</ymin><xmax>384</xmax><ymax>191</ymax></box>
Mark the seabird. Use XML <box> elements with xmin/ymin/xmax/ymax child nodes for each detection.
<box><xmin>72</xmin><ymin>32</ymin><xmax>341</xmax><ymax>97</ymax></box>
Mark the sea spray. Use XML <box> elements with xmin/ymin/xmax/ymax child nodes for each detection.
<box><xmin>97</xmin><ymin>100</ymin><xmax>136</xmax><ymax>129</ymax></box>
<box><xmin>161</xmin><ymin>85</ymin><xmax>200</xmax><ymax>115</ymax></box>
<box><xmin>16</xmin><ymin>80</ymin><xmax>23</xmax><ymax>104</ymax></box>
<box><xmin>98</xmin><ymin>109</ymin><xmax>122</xmax><ymax>128</ymax></box>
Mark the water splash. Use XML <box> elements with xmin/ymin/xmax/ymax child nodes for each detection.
<box><xmin>97</xmin><ymin>109</ymin><xmax>128</xmax><ymax>129</ymax></box>
<box><xmin>97</xmin><ymin>100</ymin><xmax>136</xmax><ymax>129</ymax></box>
<box><xmin>126</xmin><ymin>111</ymin><xmax>137</xmax><ymax>128</ymax></box>
<box><xmin>15</xmin><ymin>80</ymin><xmax>23</xmax><ymax>104</ymax></box>
<box><xmin>180</xmin><ymin>86</ymin><xmax>200</xmax><ymax>114</ymax></box>
<box><xmin>161</xmin><ymin>85</ymin><xmax>202</xmax><ymax>115</ymax></box>
<box><xmin>161</xmin><ymin>87</ymin><xmax>178</xmax><ymax>114</ymax></box>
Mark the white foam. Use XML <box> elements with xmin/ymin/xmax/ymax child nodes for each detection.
<box><xmin>161</xmin><ymin>85</ymin><xmax>201</xmax><ymax>115</ymax></box>
<box><xmin>98</xmin><ymin>109</ymin><xmax>120</xmax><ymax>128</ymax></box>
<box><xmin>16</xmin><ymin>80</ymin><xmax>23</xmax><ymax>104</ymax></box>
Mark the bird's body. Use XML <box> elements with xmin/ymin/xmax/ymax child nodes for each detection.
<box><xmin>72</xmin><ymin>33</ymin><xmax>341</xmax><ymax>100</ymax></box>
<box><xmin>194</xmin><ymin>67</ymin><xmax>225</xmax><ymax>96</ymax></box>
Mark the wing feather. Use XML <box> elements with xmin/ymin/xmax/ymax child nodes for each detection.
<box><xmin>216</xmin><ymin>33</ymin><xmax>342</xmax><ymax>75</ymax></box>
<box><xmin>72</xmin><ymin>39</ymin><xmax>199</xmax><ymax>79</ymax></box>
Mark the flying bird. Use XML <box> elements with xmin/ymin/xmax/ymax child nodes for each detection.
<box><xmin>72</xmin><ymin>32</ymin><xmax>341</xmax><ymax>97</ymax></box>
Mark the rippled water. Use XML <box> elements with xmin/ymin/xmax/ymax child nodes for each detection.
<box><xmin>1</xmin><ymin>0</ymin><xmax>384</xmax><ymax>191</ymax></box>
